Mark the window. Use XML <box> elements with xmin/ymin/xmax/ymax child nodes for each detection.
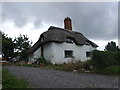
<box><xmin>66</xmin><ymin>37</ymin><xmax>73</xmax><ymax>43</ymax></box>
<box><xmin>86</xmin><ymin>52</ymin><xmax>91</xmax><ymax>57</ymax></box>
<box><xmin>65</xmin><ymin>50</ymin><xmax>73</xmax><ymax>58</ymax></box>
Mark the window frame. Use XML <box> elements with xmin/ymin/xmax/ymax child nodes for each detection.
<box><xmin>86</xmin><ymin>52</ymin><xmax>92</xmax><ymax>57</ymax></box>
<box><xmin>64</xmin><ymin>50</ymin><xmax>73</xmax><ymax>58</ymax></box>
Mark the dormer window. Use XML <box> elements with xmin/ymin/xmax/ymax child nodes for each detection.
<box><xmin>66</xmin><ymin>37</ymin><xmax>73</xmax><ymax>43</ymax></box>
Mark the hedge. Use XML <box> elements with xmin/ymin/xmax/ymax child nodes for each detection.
<box><xmin>92</xmin><ymin>50</ymin><xmax>119</xmax><ymax>68</ymax></box>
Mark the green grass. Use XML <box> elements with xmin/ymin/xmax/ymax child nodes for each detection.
<box><xmin>2</xmin><ymin>68</ymin><xmax>29</xmax><ymax>88</ymax></box>
<box><xmin>45</xmin><ymin>61</ymin><xmax>83</xmax><ymax>72</ymax></box>
<box><xmin>45</xmin><ymin>62</ymin><xmax>120</xmax><ymax>76</ymax></box>
<box><xmin>0</xmin><ymin>67</ymin><xmax>2</xmax><ymax>84</ymax></box>
<box><xmin>18</xmin><ymin>64</ymin><xmax>34</xmax><ymax>67</ymax></box>
<box><xmin>94</xmin><ymin>65</ymin><xmax>120</xmax><ymax>75</ymax></box>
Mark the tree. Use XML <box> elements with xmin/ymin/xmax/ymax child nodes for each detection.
<box><xmin>2</xmin><ymin>32</ymin><xmax>15</xmax><ymax>60</ymax></box>
<box><xmin>105</xmin><ymin>41</ymin><xmax>118</xmax><ymax>51</ymax></box>
<box><xmin>14</xmin><ymin>34</ymin><xmax>32</xmax><ymax>60</ymax></box>
<box><xmin>0</xmin><ymin>31</ymin><xmax>2</xmax><ymax>53</ymax></box>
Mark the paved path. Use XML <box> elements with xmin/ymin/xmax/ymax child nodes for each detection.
<box><xmin>4</xmin><ymin>66</ymin><xmax>119</xmax><ymax>88</ymax></box>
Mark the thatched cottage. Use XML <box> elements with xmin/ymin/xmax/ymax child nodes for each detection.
<box><xmin>28</xmin><ymin>17</ymin><xmax>98</xmax><ymax>64</ymax></box>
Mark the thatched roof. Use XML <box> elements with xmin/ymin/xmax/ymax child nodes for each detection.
<box><xmin>28</xmin><ymin>26</ymin><xmax>98</xmax><ymax>54</ymax></box>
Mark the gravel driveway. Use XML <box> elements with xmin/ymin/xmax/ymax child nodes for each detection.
<box><xmin>4</xmin><ymin>66</ymin><xmax>119</xmax><ymax>88</ymax></box>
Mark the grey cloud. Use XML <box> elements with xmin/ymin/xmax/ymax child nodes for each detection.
<box><xmin>72</xmin><ymin>3</ymin><xmax>118</xmax><ymax>40</ymax></box>
<box><xmin>2</xmin><ymin>2</ymin><xmax>118</xmax><ymax>40</ymax></box>
<box><xmin>118</xmin><ymin>2</ymin><xmax>120</xmax><ymax>39</ymax></box>
<box><xmin>2</xmin><ymin>2</ymin><xmax>28</xmax><ymax>27</ymax></box>
<box><xmin>33</xmin><ymin>18</ymin><xmax>43</xmax><ymax>29</ymax></box>
<box><xmin>0</xmin><ymin>2</ymin><xmax>2</xmax><ymax>27</ymax></box>
<box><xmin>14</xmin><ymin>18</ymin><xmax>27</xmax><ymax>27</ymax></box>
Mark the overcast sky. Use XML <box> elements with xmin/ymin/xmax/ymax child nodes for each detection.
<box><xmin>1</xmin><ymin>2</ymin><xmax>118</xmax><ymax>50</ymax></box>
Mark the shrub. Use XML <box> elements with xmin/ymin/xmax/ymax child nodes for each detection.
<box><xmin>104</xmin><ymin>65</ymin><xmax>120</xmax><ymax>75</ymax></box>
<box><xmin>115</xmin><ymin>50</ymin><xmax>120</xmax><ymax>64</ymax></box>
<box><xmin>34</xmin><ymin>56</ymin><xmax>48</xmax><ymax>64</ymax></box>
<box><xmin>95</xmin><ymin>65</ymin><xmax>120</xmax><ymax>75</ymax></box>
<box><xmin>92</xmin><ymin>50</ymin><xmax>118</xmax><ymax>68</ymax></box>
<box><xmin>82</xmin><ymin>60</ymin><xmax>95</xmax><ymax>70</ymax></box>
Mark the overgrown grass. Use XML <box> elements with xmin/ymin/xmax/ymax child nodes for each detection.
<box><xmin>18</xmin><ymin>64</ymin><xmax>39</xmax><ymax>67</ymax></box>
<box><xmin>4</xmin><ymin>59</ymin><xmax>120</xmax><ymax>76</ymax></box>
<box><xmin>2</xmin><ymin>68</ymin><xmax>29</xmax><ymax>88</ymax></box>
<box><xmin>45</xmin><ymin>61</ymin><xmax>85</xmax><ymax>72</ymax></box>
<box><xmin>2</xmin><ymin>62</ymin><xmax>13</xmax><ymax>66</ymax></box>
<box><xmin>94</xmin><ymin>65</ymin><xmax>120</xmax><ymax>75</ymax></box>
<box><xmin>46</xmin><ymin>63</ymin><xmax>75</xmax><ymax>71</ymax></box>
<box><xmin>45</xmin><ymin>61</ymin><xmax>120</xmax><ymax>75</ymax></box>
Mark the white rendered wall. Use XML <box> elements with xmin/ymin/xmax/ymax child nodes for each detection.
<box><xmin>29</xmin><ymin>42</ymin><xmax>96</xmax><ymax>64</ymax></box>
<box><xmin>43</xmin><ymin>42</ymin><xmax>96</xmax><ymax>64</ymax></box>
<box><xmin>43</xmin><ymin>43</ymin><xmax>55</xmax><ymax>63</ymax></box>
<box><xmin>29</xmin><ymin>47</ymin><xmax>41</xmax><ymax>61</ymax></box>
<box><xmin>34</xmin><ymin>47</ymin><xmax>41</xmax><ymax>58</ymax></box>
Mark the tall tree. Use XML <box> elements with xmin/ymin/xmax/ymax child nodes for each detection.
<box><xmin>14</xmin><ymin>34</ymin><xmax>32</xmax><ymax>60</ymax></box>
<box><xmin>2</xmin><ymin>32</ymin><xmax>15</xmax><ymax>60</ymax></box>
<box><xmin>105</xmin><ymin>41</ymin><xmax>118</xmax><ymax>51</ymax></box>
<box><xmin>0</xmin><ymin>31</ymin><xmax>2</xmax><ymax>53</ymax></box>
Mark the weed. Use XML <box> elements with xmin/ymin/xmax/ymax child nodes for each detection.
<box><xmin>2</xmin><ymin>68</ymin><xmax>29</xmax><ymax>88</ymax></box>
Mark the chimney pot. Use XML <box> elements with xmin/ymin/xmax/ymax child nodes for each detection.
<box><xmin>64</xmin><ymin>17</ymin><xmax>72</xmax><ymax>31</ymax></box>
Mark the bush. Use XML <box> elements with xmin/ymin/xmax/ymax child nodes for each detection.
<box><xmin>92</xmin><ymin>50</ymin><xmax>118</xmax><ymax>68</ymax></box>
<box><xmin>104</xmin><ymin>65</ymin><xmax>120</xmax><ymax>75</ymax></box>
<box><xmin>95</xmin><ymin>65</ymin><xmax>120</xmax><ymax>75</ymax></box>
<box><xmin>116</xmin><ymin>50</ymin><xmax>120</xmax><ymax>64</ymax></box>
<box><xmin>82</xmin><ymin>60</ymin><xmax>95</xmax><ymax>70</ymax></box>
<box><xmin>34</xmin><ymin>56</ymin><xmax>48</xmax><ymax>64</ymax></box>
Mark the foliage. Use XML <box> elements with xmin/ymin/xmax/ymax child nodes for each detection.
<box><xmin>92</xmin><ymin>50</ymin><xmax>118</xmax><ymax>68</ymax></box>
<box><xmin>34</xmin><ymin>56</ymin><xmax>48</xmax><ymax>64</ymax></box>
<box><xmin>118</xmin><ymin>50</ymin><xmax>120</xmax><ymax>64</ymax></box>
<box><xmin>14</xmin><ymin>34</ymin><xmax>32</xmax><ymax>60</ymax></box>
<box><xmin>0</xmin><ymin>31</ymin><xmax>2</xmax><ymax>53</ymax></box>
<box><xmin>82</xmin><ymin>60</ymin><xmax>95</xmax><ymax>70</ymax></box>
<box><xmin>2</xmin><ymin>32</ymin><xmax>32</xmax><ymax>61</ymax></box>
<box><xmin>105</xmin><ymin>41</ymin><xmax>118</xmax><ymax>51</ymax></box>
<box><xmin>93</xmin><ymin>41</ymin><xmax>119</xmax><ymax>69</ymax></box>
<box><xmin>58</xmin><ymin>63</ymin><xmax>76</xmax><ymax>71</ymax></box>
<box><xmin>18</xmin><ymin>64</ymin><xmax>39</xmax><ymax>67</ymax></box>
<box><xmin>2</xmin><ymin>68</ymin><xmax>28</xmax><ymax>88</ymax></box>
<box><xmin>94</xmin><ymin>65</ymin><xmax>120</xmax><ymax>75</ymax></box>
<box><xmin>45</xmin><ymin>61</ymin><xmax>84</xmax><ymax>72</ymax></box>
<box><xmin>2</xmin><ymin>32</ymin><xmax>15</xmax><ymax>60</ymax></box>
<box><xmin>45</xmin><ymin>63</ymin><xmax>74</xmax><ymax>72</ymax></box>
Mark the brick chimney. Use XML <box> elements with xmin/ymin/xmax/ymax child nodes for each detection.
<box><xmin>64</xmin><ymin>17</ymin><xmax>72</xmax><ymax>31</ymax></box>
